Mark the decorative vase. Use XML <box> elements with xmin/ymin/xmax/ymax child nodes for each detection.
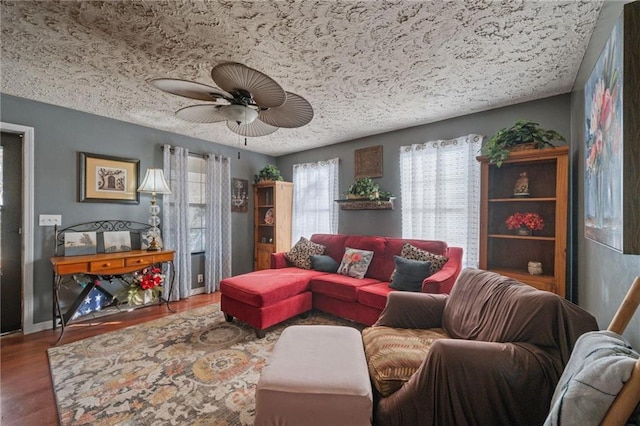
<box><xmin>513</xmin><ymin>172</ymin><xmax>530</xmax><ymax>197</ymax></box>
<box><xmin>528</xmin><ymin>261</ymin><xmax>543</xmax><ymax>275</ymax></box>
<box><xmin>516</xmin><ymin>227</ymin><xmax>532</xmax><ymax>236</ymax></box>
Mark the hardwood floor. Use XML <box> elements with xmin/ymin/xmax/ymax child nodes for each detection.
<box><xmin>0</xmin><ymin>292</ymin><xmax>221</xmax><ymax>426</ymax></box>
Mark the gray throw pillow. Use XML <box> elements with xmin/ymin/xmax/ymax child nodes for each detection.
<box><xmin>389</xmin><ymin>256</ymin><xmax>432</xmax><ymax>292</ymax></box>
<box><xmin>310</xmin><ymin>255</ymin><xmax>339</xmax><ymax>273</ymax></box>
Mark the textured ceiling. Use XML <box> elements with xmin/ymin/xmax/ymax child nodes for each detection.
<box><xmin>1</xmin><ymin>1</ymin><xmax>603</xmax><ymax>156</ymax></box>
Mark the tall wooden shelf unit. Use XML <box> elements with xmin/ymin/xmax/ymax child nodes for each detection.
<box><xmin>477</xmin><ymin>146</ymin><xmax>569</xmax><ymax>298</ymax></box>
<box><xmin>254</xmin><ymin>181</ymin><xmax>293</xmax><ymax>270</ymax></box>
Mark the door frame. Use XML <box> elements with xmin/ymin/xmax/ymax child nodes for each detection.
<box><xmin>0</xmin><ymin>122</ymin><xmax>39</xmax><ymax>333</ymax></box>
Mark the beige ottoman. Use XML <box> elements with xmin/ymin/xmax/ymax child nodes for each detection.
<box><xmin>255</xmin><ymin>325</ymin><xmax>373</xmax><ymax>426</ymax></box>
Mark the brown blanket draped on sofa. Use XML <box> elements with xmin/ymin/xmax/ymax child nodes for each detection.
<box><xmin>367</xmin><ymin>268</ymin><xmax>598</xmax><ymax>426</ymax></box>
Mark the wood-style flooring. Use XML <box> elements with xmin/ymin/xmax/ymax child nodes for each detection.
<box><xmin>0</xmin><ymin>292</ymin><xmax>221</xmax><ymax>426</ymax></box>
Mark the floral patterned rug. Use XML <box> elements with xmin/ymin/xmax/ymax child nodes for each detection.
<box><xmin>47</xmin><ymin>304</ymin><xmax>361</xmax><ymax>425</ymax></box>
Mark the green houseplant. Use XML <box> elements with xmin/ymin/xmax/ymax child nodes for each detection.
<box><xmin>482</xmin><ymin>119</ymin><xmax>566</xmax><ymax>167</ymax></box>
<box><xmin>344</xmin><ymin>178</ymin><xmax>394</xmax><ymax>201</ymax></box>
<box><xmin>254</xmin><ymin>164</ymin><xmax>284</xmax><ymax>183</ymax></box>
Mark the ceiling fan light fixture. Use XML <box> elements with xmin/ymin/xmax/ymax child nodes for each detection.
<box><xmin>219</xmin><ymin>104</ymin><xmax>258</xmax><ymax>125</ymax></box>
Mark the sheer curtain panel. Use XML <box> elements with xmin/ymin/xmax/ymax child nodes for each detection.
<box><xmin>292</xmin><ymin>158</ymin><xmax>339</xmax><ymax>242</ymax></box>
<box><xmin>399</xmin><ymin>134</ymin><xmax>482</xmax><ymax>268</ymax></box>
<box><xmin>204</xmin><ymin>154</ymin><xmax>232</xmax><ymax>293</ymax></box>
<box><xmin>163</xmin><ymin>145</ymin><xmax>192</xmax><ymax>301</ymax></box>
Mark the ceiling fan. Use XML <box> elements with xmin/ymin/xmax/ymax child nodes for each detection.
<box><xmin>151</xmin><ymin>62</ymin><xmax>313</xmax><ymax>137</ymax></box>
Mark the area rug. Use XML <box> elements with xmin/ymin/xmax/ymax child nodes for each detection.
<box><xmin>47</xmin><ymin>304</ymin><xmax>362</xmax><ymax>425</ymax></box>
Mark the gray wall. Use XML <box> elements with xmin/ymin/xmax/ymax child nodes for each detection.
<box><xmin>1</xmin><ymin>94</ymin><xmax>272</xmax><ymax>324</ymax></box>
<box><xmin>570</xmin><ymin>1</ymin><xmax>639</xmax><ymax>349</ymax></box>
<box><xmin>277</xmin><ymin>95</ymin><xmax>571</xmax><ymax>237</ymax></box>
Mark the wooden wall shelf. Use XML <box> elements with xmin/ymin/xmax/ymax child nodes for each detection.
<box><xmin>335</xmin><ymin>198</ymin><xmax>395</xmax><ymax>210</ymax></box>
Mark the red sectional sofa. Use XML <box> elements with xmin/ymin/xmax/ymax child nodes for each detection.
<box><xmin>220</xmin><ymin>234</ymin><xmax>463</xmax><ymax>337</ymax></box>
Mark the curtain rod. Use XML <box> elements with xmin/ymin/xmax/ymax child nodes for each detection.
<box><xmin>161</xmin><ymin>145</ymin><xmax>227</xmax><ymax>161</ymax></box>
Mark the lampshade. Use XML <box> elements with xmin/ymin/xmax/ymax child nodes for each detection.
<box><xmin>137</xmin><ymin>169</ymin><xmax>172</xmax><ymax>195</ymax></box>
<box><xmin>220</xmin><ymin>104</ymin><xmax>258</xmax><ymax>125</ymax></box>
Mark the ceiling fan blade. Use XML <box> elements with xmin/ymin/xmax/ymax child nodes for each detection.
<box><xmin>227</xmin><ymin>119</ymin><xmax>279</xmax><ymax>137</ymax></box>
<box><xmin>211</xmin><ymin>62</ymin><xmax>286</xmax><ymax>108</ymax></box>
<box><xmin>176</xmin><ymin>105</ymin><xmax>227</xmax><ymax>123</ymax></box>
<box><xmin>151</xmin><ymin>78</ymin><xmax>232</xmax><ymax>102</ymax></box>
<box><xmin>258</xmin><ymin>92</ymin><xmax>314</xmax><ymax>128</ymax></box>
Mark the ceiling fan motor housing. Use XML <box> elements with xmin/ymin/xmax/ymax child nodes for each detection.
<box><xmin>220</xmin><ymin>104</ymin><xmax>258</xmax><ymax>125</ymax></box>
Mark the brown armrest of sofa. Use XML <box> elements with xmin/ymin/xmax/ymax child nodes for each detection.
<box><xmin>422</xmin><ymin>246</ymin><xmax>463</xmax><ymax>294</ymax></box>
<box><xmin>376</xmin><ymin>339</ymin><xmax>558</xmax><ymax>426</ymax></box>
<box><xmin>374</xmin><ymin>291</ymin><xmax>447</xmax><ymax>329</ymax></box>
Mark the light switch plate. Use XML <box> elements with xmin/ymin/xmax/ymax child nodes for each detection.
<box><xmin>39</xmin><ymin>214</ymin><xmax>62</xmax><ymax>226</ymax></box>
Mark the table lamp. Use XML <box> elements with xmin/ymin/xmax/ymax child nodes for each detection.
<box><xmin>137</xmin><ymin>168</ymin><xmax>172</xmax><ymax>251</ymax></box>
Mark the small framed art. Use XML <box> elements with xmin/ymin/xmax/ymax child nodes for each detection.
<box><xmin>103</xmin><ymin>231</ymin><xmax>132</xmax><ymax>253</ymax></box>
<box><xmin>78</xmin><ymin>152</ymin><xmax>140</xmax><ymax>204</ymax></box>
<box><xmin>64</xmin><ymin>232</ymin><xmax>97</xmax><ymax>256</ymax></box>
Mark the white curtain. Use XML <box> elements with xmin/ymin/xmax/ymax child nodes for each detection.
<box><xmin>399</xmin><ymin>134</ymin><xmax>483</xmax><ymax>268</ymax></box>
<box><xmin>292</xmin><ymin>158</ymin><xmax>339</xmax><ymax>242</ymax></box>
<box><xmin>163</xmin><ymin>144</ymin><xmax>191</xmax><ymax>301</ymax></box>
<box><xmin>204</xmin><ymin>154</ymin><xmax>232</xmax><ymax>293</ymax></box>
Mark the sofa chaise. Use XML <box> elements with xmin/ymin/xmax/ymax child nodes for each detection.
<box><xmin>220</xmin><ymin>233</ymin><xmax>463</xmax><ymax>337</ymax></box>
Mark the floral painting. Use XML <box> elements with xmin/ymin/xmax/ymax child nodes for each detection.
<box><xmin>584</xmin><ymin>12</ymin><xmax>623</xmax><ymax>251</ymax></box>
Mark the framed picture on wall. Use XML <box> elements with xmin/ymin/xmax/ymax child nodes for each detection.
<box><xmin>78</xmin><ymin>152</ymin><xmax>140</xmax><ymax>204</ymax></box>
<box><xmin>354</xmin><ymin>145</ymin><xmax>383</xmax><ymax>179</ymax></box>
<box><xmin>583</xmin><ymin>2</ymin><xmax>640</xmax><ymax>254</ymax></box>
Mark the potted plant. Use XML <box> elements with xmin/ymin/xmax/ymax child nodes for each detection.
<box><xmin>482</xmin><ymin>119</ymin><xmax>566</xmax><ymax>166</ymax></box>
<box><xmin>254</xmin><ymin>164</ymin><xmax>284</xmax><ymax>183</ymax></box>
<box><xmin>344</xmin><ymin>178</ymin><xmax>394</xmax><ymax>201</ymax></box>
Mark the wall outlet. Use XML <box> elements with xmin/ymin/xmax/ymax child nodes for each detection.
<box><xmin>197</xmin><ymin>274</ymin><xmax>204</xmax><ymax>283</ymax></box>
<box><xmin>39</xmin><ymin>214</ymin><xmax>62</xmax><ymax>226</ymax></box>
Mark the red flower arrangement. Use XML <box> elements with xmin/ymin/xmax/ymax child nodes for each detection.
<box><xmin>138</xmin><ymin>266</ymin><xmax>164</xmax><ymax>290</ymax></box>
<box><xmin>117</xmin><ymin>266</ymin><xmax>164</xmax><ymax>305</ymax></box>
<box><xmin>505</xmin><ymin>212</ymin><xmax>544</xmax><ymax>231</ymax></box>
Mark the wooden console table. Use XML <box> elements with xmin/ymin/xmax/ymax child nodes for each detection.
<box><xmin>51</xmin><ymin>249</ymin><xmax>175</xmax><ymax>345</ymax></box>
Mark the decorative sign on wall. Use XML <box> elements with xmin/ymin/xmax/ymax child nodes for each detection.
<box><xmin>354</xmin><ymin>145</ymin><xmax>383</xmax><ymax>179</ymax></box>
<box><xmin>231</xmin><ymin>178</ymin><xmax>249</xmax><ymax>213</ymax></box>
<box><xmin>583</xmin><ymin>1</ymin><xmax>640</xmax><ymax>254</ymax></box>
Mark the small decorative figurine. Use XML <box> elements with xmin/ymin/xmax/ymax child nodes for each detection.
<box><xmin>528</xmin><ymin>261</ymin><xmax>543</xmax><ymax>275</ymax></box>
<box><xmin>514</xmin><ymin>172</ymin><xmax>529</xmax><ymax>196</ymax></box>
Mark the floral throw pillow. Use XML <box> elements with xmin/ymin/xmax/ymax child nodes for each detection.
<box><xmin>389</xmin><ymin>243</ymin><xmax>449</xmax><ymax>283</ymax></box>
<box><xmin>337</xmin><ymin>247</ymin><xmax>374</xmax><ymax>279</ymax></box>
<box><xmin>284</xmin><ymin>237</ymin><xmax>325</xmax><ymax>269</ymax></box>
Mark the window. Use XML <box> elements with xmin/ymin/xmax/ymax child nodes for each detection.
<box><xmin>187</xmin><ymin>156</ymin><xmax>206</xmax><ymax>253</ymax></box>
<box><xmin>167</xmin><ymin>155</ymin><xmax>206</xmax><ymax>253</ymax></box>
<box><xmin>400</xmin><ymin>135</ymin><xmax>482</xmax><ymax>268</ymax></box>
<box><xmin>292</xmin><ymin>158</ymin><xmax>339</xmax><ymax>242</ymax></box>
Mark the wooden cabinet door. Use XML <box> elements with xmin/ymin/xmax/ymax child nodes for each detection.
<box><xmin>255</xmin><ymin>245</ymin><xmax>273</xmax><ymax>270</ymax></box>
